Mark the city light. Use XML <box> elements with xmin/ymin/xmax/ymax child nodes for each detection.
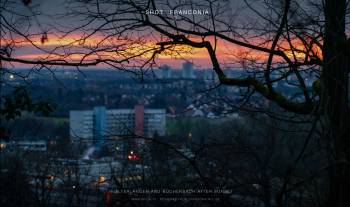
<box><xmin>0</xmin><ymin>143</ymin><xmax>6</xmax><ymax>150</ymax></box>
<box><xmin>127</xmin><ymin>150</ymin><xmax>140</xmax><ymax>161</ymax></box>
<box><xmin>98</xmin><ymin>176</ymin><xmax>106</xmax><ymax>183</ymax></box>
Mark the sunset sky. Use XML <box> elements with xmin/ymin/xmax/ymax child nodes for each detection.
<box><xmin>8</xmin><ymin>33</ymin><xmax>319</xmax><ymax>70</ymax></box>
<box><xmin>2</xmin><ymin>0</ymin><xmax>321</xmax><ymax>69</ymax></box>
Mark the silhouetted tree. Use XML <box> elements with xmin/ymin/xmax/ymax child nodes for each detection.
<box><xmin>1</xmin><ymin>0</ymin><xmax>350</xmax><ymax>206</ymax></box>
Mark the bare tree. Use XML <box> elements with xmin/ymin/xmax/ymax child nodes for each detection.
<box><xmin>1</xmin><ymin>0</ymin><xmax>350</xmax><ymax>206</ymax></box>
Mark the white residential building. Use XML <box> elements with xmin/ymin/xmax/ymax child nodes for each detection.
<box><xmin>69</xmin><ymin>105</ymin><xmax>166</xmax><ymax>143</ymax></box>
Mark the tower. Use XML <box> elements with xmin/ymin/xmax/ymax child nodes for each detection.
<box><xmin>182</xmin><ymin>61</ymin><xmax>194</xmax><ymax>79</ymax></box>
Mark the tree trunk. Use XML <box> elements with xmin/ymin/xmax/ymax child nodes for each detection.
<box><xmin>322</xmin><ymin>0</ymin><xmax>350</xmax><ymax>206</ymax></box>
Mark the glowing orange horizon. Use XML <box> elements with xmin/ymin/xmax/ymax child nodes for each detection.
<box><xmin>2</xmin><ymin>32</ymin><xmax>322</xmax><ymax>68</ymax></box>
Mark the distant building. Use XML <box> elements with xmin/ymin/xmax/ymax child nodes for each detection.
<box><xmin>203</xmin><ymin>69</ymin><xmax>218</xmax><ymax>82</ymax></box>
<box><xmin>69</xmin><ymin>105</ymin><xmax>166</xmax><ymax>145</ymax></box>
<box><xmin>159</xmin><ymin>65</ymin><xmax>172</xmax><ymax>79</ymax></box>
<box><xmin>182</xmin><ymin>61</ymin><xmax>195</xmax><ymax>79</ymax></box>
<box><xmin>11</xmin><ymin>140</ymin><xmax>47</xmax><ymax>152</ymax></box>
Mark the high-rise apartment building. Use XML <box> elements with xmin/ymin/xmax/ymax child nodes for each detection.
<box><xmin>70</xmin><ymin>105</ymin><xmax>166</xmax><ymax>145</ymax></box>
<box><xmin>182</xmin><ymin>61</ymin><xmax>195</xmax><ymax>79</ymax></box>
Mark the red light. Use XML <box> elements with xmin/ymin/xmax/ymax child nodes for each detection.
<box><xmin>127</xmin><ymin>151</ymin><xmax>140</xmax><ymax>161</ymax></box>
